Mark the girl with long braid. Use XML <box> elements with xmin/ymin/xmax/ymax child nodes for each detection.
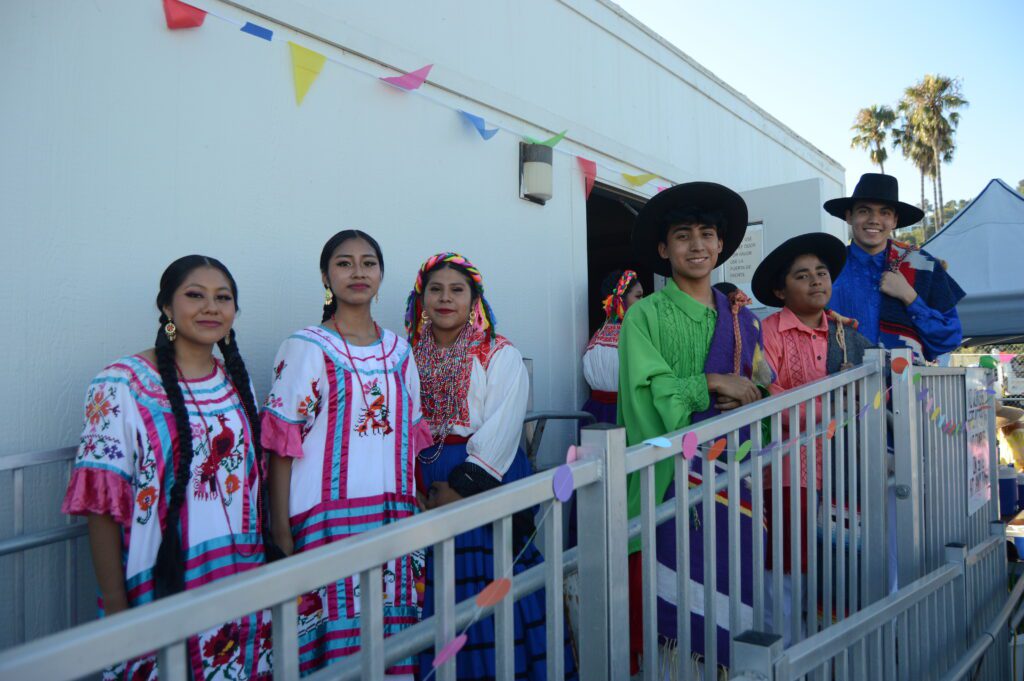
<box><xmin>406</xmin><ymin>252</ymin><xmax>577</xmax><ymax>680</ymax></box>
<box><xmin>61</xmin><ymin>255</ymin><xmax>275</xmax><ymax>681</ymax></box>
<box><xmin>261</xmin><ymin>230</ymin><xmax>431</xmax><ymax>678</ymax></box>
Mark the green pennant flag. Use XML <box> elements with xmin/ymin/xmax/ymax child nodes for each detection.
<box><xmin>524</xmin><ymin>129</ymin><xmax>567</xmax><ymax>147</ymax></box>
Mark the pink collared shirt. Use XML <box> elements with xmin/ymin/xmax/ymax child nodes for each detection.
<box><xmin>762</xmin><ymin>307</ymin><xmax>829</xmax><ymax>488</ymax></box>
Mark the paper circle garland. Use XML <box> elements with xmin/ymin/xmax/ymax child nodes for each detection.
<box><xmin>892</xmin><ymin>357</ymin><xmax>909</xmax><ymax>374</ymax></box>
<box><xmin>552</xmin><ymin>465</ymin><xmax>575</xmax><ymax>502</ymax></box>
<box><xmin>475</xmin><ymin>578</ymin><xmax>512</xmax><ymax>608</ymax></box>
<box><xmin>873</xmin><ymin>391</ymin><xmax>882</xmax><ymax>409</ymax></box>
<box><xmin>565</xmin><ymin>445</ymin><xmax>578</xmax><ymax>463</ymax></box>
<box><xmin>682</xmin><ymin>432</ymin><xmax>698</xmax><ymax>460</ymax></box>
<box><xmin>708</xmin><ymin>438</ymin><xmax>727</xmax><ymax>461</ymax></box>
<box><xmin>735</xmin><ymin>440</ymin><xmax>752</xmax><ymax>461</ymax></box>
<box><xmin>644</xmin><ymin>436</ymin><xmax>673</xmax><ymax>448</ymax></box>
<box><xmin>826</xmin><ymin>419</ymin><xmax>837</xmax><ymax>440</ymax></box>
<box><xmin>433</xmin><ymin>633</ymin><xmax>468</xmax><ymax>667</ymax></box>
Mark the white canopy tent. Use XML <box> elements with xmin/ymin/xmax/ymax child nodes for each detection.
<box><xmin>925</xmin><ymin>179</ymin><xmax>1024</xmax><ymax>346</ymax></box>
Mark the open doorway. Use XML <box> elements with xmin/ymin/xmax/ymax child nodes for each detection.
<box><xmin>585</xmin><ymin>185</ymin><xmax>652</xmax><ymax>335</ymax></box>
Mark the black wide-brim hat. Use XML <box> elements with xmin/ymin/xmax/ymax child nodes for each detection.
<box><xmin>752</xmin><ymin>232</ymin><xmax>848</xmax><ymax>308</ymax></box>
<box><xmin>823</xmin><ymin>173</ymin><xmax>925</xmax><ymax>228</ymax></box>
<box><xmin>632</xmin><ymin>182</ymin><xmax>748</xmax><ymax>277</ymax></box>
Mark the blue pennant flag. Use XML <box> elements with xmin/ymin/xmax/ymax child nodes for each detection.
<box><xmin>458</xmin><ymin>110</ymin><xmax>498</xmax><ymax>140</ymax></box>
<box><xmin>240</xmin><ymin>22</ymin><xmax>273</xmax><ymax>41</ymax></box>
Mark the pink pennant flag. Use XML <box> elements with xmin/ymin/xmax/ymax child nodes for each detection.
<box><xmin>380</xmin><ymin>64</ymin><xmax>433</xmax><ymax>91</ymax></box>
<box><xmin>1000</xmin><ymin>352</ymin><xmax>1017</xmax><ymax>364</ymax></box>
<box><xmin>577</xmin><ymin>157</ymin><xmax>597</xmax><ymax>199</ymax></box>
<box><xmin>163</xmin><ymin>0</ymin><xmax>206</xmax><ymax>29</ymax></box>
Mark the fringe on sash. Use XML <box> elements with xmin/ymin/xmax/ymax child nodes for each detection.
<box><xmin>657</xmin><ymin>638</ymin><xmax>730</xmax><ymax>680</ymax></box>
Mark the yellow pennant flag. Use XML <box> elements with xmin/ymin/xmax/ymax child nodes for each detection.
<box><xmin>622</xmin><ymin>172</ymin><xmax>658</xmax><ymax>187</ymax></box>
<box><xmin>289</xmin><ymin>42</ymin><xmax>326</xmax><ymax>105</ymax></box>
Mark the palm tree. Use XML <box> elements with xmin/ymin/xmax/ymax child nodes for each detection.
<box><xmin>850</xmin><ymin>105</ymin><xmax>896</xmax><ymax>173</ymax></box>
<box><xmin>892</xmin><ymin>111</ymin><xmax>949</xmax><ymax>238</ymax></box>
<box><xmin>901</xmin><ymin>75</ymin><xmax>968</xmax><ymax>230</ymax></box>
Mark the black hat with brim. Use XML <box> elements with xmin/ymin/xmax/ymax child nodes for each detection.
<box><xmin>823</xmin><ymin>172</ymin><xmax>925</xmax><ymax>228</ymax></box>
<box><xmin>632</xmin><ymin>182</ymin><xmax>748</xmax><ymax>277</ymax></box>
<box><xmin>752</xmin><ymin>232</ymin><xmax>848</xmax><ymax>308</ymax></box>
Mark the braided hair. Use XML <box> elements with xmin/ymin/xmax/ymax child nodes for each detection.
<box><xmin>319</xmin><ymin>230</ymin><xmax>385</xmax><ymax>322</ymax></box>
<box><xmin>152</xmin><ymin>255</ymin><xmax>279</xmax><ymax>598</ymax></box>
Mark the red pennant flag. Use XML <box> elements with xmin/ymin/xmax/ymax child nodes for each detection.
<box><xmin>577</xmin><ymin>157</ymin><xmax>596</xmax><ymax>199</ymax></box>
<box><xmin>163</xmin><ymin>0</ymin><xmax>206</xmax><ymax>29</ymax></box>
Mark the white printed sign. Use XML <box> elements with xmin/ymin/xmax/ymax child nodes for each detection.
<box><xmin>723</xmin><ymin>222</ymin><xmax>764</xmax><ymax>304</ymax></box>
<box><xmin>966</xmin><ymin>372</ymin><xmax>992</xmax><ymax>516</ymax></box>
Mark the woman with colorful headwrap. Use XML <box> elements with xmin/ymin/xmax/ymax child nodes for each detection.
<box><xmin>406</xmin><ymin>252</ymin><xmax>577</xmax><ymax>680</ymax></box>
<box><xmin>580</xmin><ymin>269</ymin><xmax>644</xmax><ymax>424</ymax></box>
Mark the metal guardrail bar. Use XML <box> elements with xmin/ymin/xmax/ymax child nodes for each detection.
<box><xmin>938</xmin><ymin>570</ymin><xmax>1024</xmax><ymax>681</ymax></box>
<box><xmin>624</xmin><ymin>362</ymin><xmax>876</xmax><ymax>475</ymax></box>
<box><xmin>0</xmin><ymin>446</ymin><xmax>76</xmax><ymax>470</ymax></box>
<box><xmin>0</xmin><ymin>458</ymin><xmax>601</xmax><ymax>679</ymax></box>
<box><xmin>0</xmin><ymin>523</ymin><xmax>87</xmax><ymax>558</ymax></box>
<box><xmin>776</xmin><ymin>563</ymin><xmax>961</xmax><ymax>677</ymax></box>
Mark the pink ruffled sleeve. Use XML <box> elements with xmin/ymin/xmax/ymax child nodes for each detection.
<box><xmin>61</xmin><ymin>467</ymin><xmax>134</xmax><ymax>529</ymax></box>
<box><xmin>261</xmin><ymin>412</ymin><xmax>306</xmax><ymax>459</ymax></box>
<box><xmin>410</xmin><ymin>417</ymin><xmax>434</xmax><ymax>457</ymax></box>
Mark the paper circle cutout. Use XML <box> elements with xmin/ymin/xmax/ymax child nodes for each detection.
<box><xmin>565</xmin><ymin>445</ymin><xmax>578</xmax><ymax>463</ymax></box>
<box><xmin>552</xmin><ymin>465</ymin><xmax>575</xmax><ymax>502</ymax></box>
<box><xmin>708</xmin><ymin>439</ymin><xmax>727</xmax><ymax>461</ymax></box>
<box><xmin>433</xmin><ymin>633</ymin><xmax>468</xmax><ymax>667</ymax></box>
<box><xmin>475</xmin><ymin>577</ymin><xmax>511</xmax><ymax>608</ymax></box>
<box><xmin>682</xmin><ymin>432</ymin><xmax>698</xmax><ymax>460</ymax></box>
<box><xmin>826</xmin><ymin>419</ymin><xmax>837</xmax><ymax>440</ymax></box>
<box><xmin>892</xmin><ymin>357</ymin><xmax>909</xmax><ymax>374</ymax></box>
<box><xmin>979</xmin><ymin>356</ymin><xmax>997</xmax><ymax>370</ymax></box>
<box><xmin>873</xmin><ymin>391</ymin><xmax>882</xmax><ymax>409</ymax></box>
<box><xmin>912</xmin><ymin>373</ymin><xmax>922</xmax><ymax>385</ymax></box>
<box><xmin>644</xmin><ymin>436</ymin><xmax>673</xmax><ymax>448</ymax></box>
<box><xmin>735</xmin><ymin>440</ymin><xmax>752</xmax><ymax>461</ymax></box>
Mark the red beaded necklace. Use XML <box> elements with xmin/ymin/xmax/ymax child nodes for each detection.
<box><xmin>414</xmin><ymin>322</ymin><xmax>473</xmax><ymax>464</ymax></box>
<box><xmin>331</xmin><ymin>318</ymin><xmax>392</xmax><ymax>434</ymax></box>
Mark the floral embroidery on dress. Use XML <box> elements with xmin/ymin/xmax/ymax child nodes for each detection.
<box><xmin>355</xmin><ymin>378</ymin><xmax>392</xmax><ymax>437</ymax></box>
<box><xmin>192</xmin><ymin>413</ymin><xmax>245</xmax><ymax>503</ymax></box>
<box><xmin>134</xmin><ymin>441</ymin><xmax>158</xmax><ymax>525</ymax></box>
<box><xmin>85</xmin><ymin>385</ymin><xmax>121</xmax><ymax>430</ymax></box>
<box><xmin>273</xmin><ymin>360</ymin><xmax>287</xmax><ymax>382</ymax></box>
<box><xmin>297</xmin><ymin>379</ymin><xmax>322</xmax><ymax>420</ymax></box>
<box><xmin>200</xmin><ymin>622</ymin><xmax>242</xmax><ymax>677</ymax></box>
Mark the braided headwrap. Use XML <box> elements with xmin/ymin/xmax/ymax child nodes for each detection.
<box><xmin>404</xmin><ymin>252</ymin><xmax>497</xmax><ymax>345</ymax></box>
<box><xmin>601</xmin><ymin>270</ymin><xmax>638</xmax><ymax>323</ymax></box>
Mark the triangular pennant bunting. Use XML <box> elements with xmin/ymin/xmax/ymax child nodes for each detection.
<box><xmin>163</xmin><ymin>0</ymin><xmax>206</xmax><ymax>29</ymax></box>
<box><xmin>622</xmin><ymin>172</ymin><xmax>658</xmax><ymax>187</ymax></box>
<box><xmin>381</xmin><ymin>64</ymin><xmax>433</xmax><ymax>91</ymax></box>
<box><xmin>524</xmin><ymin>130</ymin><xmax>567</xmax><ymax>147</ymax></box>
<box><xmin>289</xmin><ymin>42</ymin><xmax>326</xmax><ymax>105</ymax></box>
<box><xmin>577</xmin><ymin>157</ymin><xmax>597</xmax><ymax>199</ymax></box>
<box><xmin>241</xmin><ymin>21</ymin><xmax>273</xmax><ymax>41</ymax></box>
<box><xmin>458</xmin><ymin>110</ymin><xmax>498</xmax><ymax>140</ymax></box>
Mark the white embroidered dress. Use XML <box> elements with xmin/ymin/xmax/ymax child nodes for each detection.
<box><xmin>260</xmin><ymin>325</ymin><xmax>431</xmax><ymax>677</ymax></box>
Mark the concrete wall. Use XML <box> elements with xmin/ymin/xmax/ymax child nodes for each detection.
<box><xmin>0</xmin><ymin>0</ymin><xmax>844</xmax><ymax>644</ymax></box>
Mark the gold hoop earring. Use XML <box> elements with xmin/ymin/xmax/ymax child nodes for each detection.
<box><xmin>164</xmin><ymin>321</ymin><xmax>177</xmax><ymax>342</ymax></box>
<box><xmin>421</xmin><ymin>311</ymin><xmax>429</xmax><ymax>322</ymax></box>
<box><xmin>324</xmin><ymin>288</ymin><xmax>334</xmax><ymax>306</ymax></box>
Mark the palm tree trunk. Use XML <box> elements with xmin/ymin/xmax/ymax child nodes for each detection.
<box><xmin>919</xmin><ymin>169</ymin><xmax>926</xmax><ymax>223</ymax></box>
<box><xmin>931</xmin><ymin>175</ymin><xmax>940</xmax><ymax>239</ymax></box>
<box><xmin>936</xmin><ymin>154</ymin><xmax>945</xmax><ymax>228</ymax></box>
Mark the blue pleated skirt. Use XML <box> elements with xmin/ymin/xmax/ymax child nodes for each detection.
<box><xmin>417</xmin><ymin>443</ymin><xmax>577</xmax><ymax>680</ymax></box>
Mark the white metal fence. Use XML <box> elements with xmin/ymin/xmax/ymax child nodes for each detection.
<box><xmin>0</xmin><ymin>348</ymin><xmax>1015</xmax><ymax>680</ymax></box>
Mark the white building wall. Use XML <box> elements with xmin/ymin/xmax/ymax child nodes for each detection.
<box><xmin>0</xmin><ymin>0</ymin><xmax>844</xmax><ymax>644</ymax></box>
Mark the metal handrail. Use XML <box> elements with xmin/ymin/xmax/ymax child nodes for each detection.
<box><xmin>0</xmin><ymin>458</ymin><xmax>601</xmax><ymax>679</ymax></box>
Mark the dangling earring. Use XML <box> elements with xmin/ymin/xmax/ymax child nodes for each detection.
<box><xmin>375</xmin><ymin>291</ymin><xmax>380</xmax><ymax>303</ymax></box>
<box><xmin>164</xmin><ymin>320</ymin><xmax>177</xmax><ymax>342</ymax></box>
<box><xmin>420</xmin><ymin>311</ymin><xmax>429</xmax><ymax>322</ymax></box>
<box><xmin>324</xmin><ymin>287</ymin><xmax>334</xmax><ymax>306</ymax></box>
<box><xmin>223</xmin><ymin>330</ymin><xmax>231</xmax><ymax>346</ymax></box>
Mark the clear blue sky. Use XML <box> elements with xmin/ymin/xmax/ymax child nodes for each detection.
<box><xmin>613</xmin><ymin>0</ymin><xmax>1022</xmax><ymax>204</ymax></box>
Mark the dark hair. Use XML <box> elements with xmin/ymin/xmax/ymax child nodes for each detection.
<box><xmin>152</xmin><ymin>255</ymin><xmax>280</xmax><ymax>597</ymax></box>
<box><xmin>772</xmin><ymin>252</ymin><xmax>826</xmax><ymax>293</ymax></box>
<box><xmin>319</xmin><ymin>230</ymin><xmax>385</xmax><ymax>322</ymax></box>
<box><xmin>424</xmin><ymin>261</ymin><xmax>480</xmax><ymax>300</ymax></box>
<box><xmin>659</xmin><ymin>207</ymin><xmax>726</xmax><ymax>244</ymax></box>
<box><xmin>713</xmin><ymin>281</ymin><xmax>739</xmax><ymax>297</ymax></box>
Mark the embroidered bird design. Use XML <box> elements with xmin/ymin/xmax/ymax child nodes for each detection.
<box><xmin>194</xmin><ymin>413</ymin><xmax>235</xmax><ymax>500</ymax></box>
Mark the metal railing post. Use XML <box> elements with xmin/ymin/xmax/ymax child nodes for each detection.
<box><xmin>863</xmin><ymin>349</ymin><xmax>891</xmax><ymax>603</ymax></box>
<box><xmin>944</xmin><ymin>542</ymin><xmax>968</xmax><ymax>662</ymax></box>
<box><xmin>579</xmin><ymin>424</ymin><xmax>627</xmax><ymax>681</ymax></box>
<box><xmin>731</xmin><ymin>630</ymin><xmax>782</xmax><ymax>680</ymax></box>
<box><xmin>891</xmin><ymin>348</ymin><xmax>923</xmax><ymax>591</ymax></box>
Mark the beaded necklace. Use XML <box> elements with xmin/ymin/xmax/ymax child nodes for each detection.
<box><xmin>176</xmin><ymin>361</ymin><xmax>260</xmax><ymax>559</ymax></box>
<box><xmin>331</xmin><ymin>318</ymin><xmax>392</xmax><ymax>435</ymax></box>
<box><xmin>414</xmin><ymin>322</ymin><xmax>473</xmax><ymax>464</ymax></box>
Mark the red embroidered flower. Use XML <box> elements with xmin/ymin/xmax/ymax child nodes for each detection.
<box><xmin>224</xmin><ymin>474</ymin><xmax>241</xmax><ymax>495</ymax></box>
<box><xmin>136</xmin><ymin>486</ymin><xmax>158</xmax><ymax>512</ymax></box>
<box><xmin>258</xmin><ymin>620</ymin><xmax>272</xmax><ymax>649</ymax></box>
<box><xmin>129</xmin><ymin>659</ymin><xmax>156</xmax><ymax>681</ymax></box>
<box><xmin>202</xmin><ymin>622</ymin><xmax>240</xmax><ymax>666</ymax></box>
<box><xmin>297</xmin><ymin>591</ymin><xmax>323</xmax><ymax>617</ymax></box>
<box><xmin>86</xmin><ymin>391</ymin><xmax>112</xmax><ymax>426</ymax></box>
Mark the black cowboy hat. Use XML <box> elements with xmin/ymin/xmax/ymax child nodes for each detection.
<box><xmin>751</xmin><ymin>232</ymin><xmax>848</xmax><ymax>308</ymax></box>
<box><xmin>823</xmin><ymin>173</ymin><xmax>925</xmax><ymax>228</ymax></box>
<box><xmin>632</xmin><ymin>182</ymin><xmax>748</xmax><ymax>277</ymax></box>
